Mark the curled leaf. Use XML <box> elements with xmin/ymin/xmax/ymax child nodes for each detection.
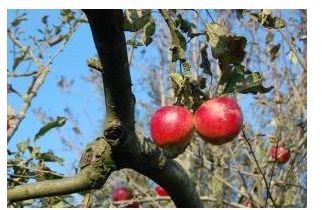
<box><xmin>34</xmin><ymin>116</ymin><xmax>67</xmax><ymax>141</ymax></box>
<box><xmin>142</xmin><ymin>17</ymin><xmax>156</xmax><ymax>46</ymax></box>
<box><xmin>199</xmin><ymin>44</ymin><xmax>212</xmax><ymax>76</ymax></box>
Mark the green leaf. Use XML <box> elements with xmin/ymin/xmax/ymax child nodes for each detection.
<box><xmin>11</xmin><ymin>13</ymin><xmax>28</xmax><ymax>27</ymax></box>
<box><xmin>205</xmin><ymin>23</ymin><xmax>228</xmax><ymax>48</ymax></box>
<box><xmin>41</xmin><ymin>15</ymin><xmax>49</xmax><ymax>25</ymax></box>
<box><xmin>17</xmin><ymin>140</ymin><xmax>30</xmax><ymax>153</ymax></box>
<box><xmin>248</xmin><ymin>11</ymin><xmax>286</xmax><ymax>29</ymax></box>
<box><xmin>269</xmin><ymin>44</ymin><xmax>280</xmax><ymax>61</ymax></box>
<box><xmin>169</xmin><ymin>30</ymin><xmax>187</xmax><ymax>62</ymax></box>
<box><xmin>289</xmin><ymin>51</ymin><xmax>298</xmax><ymax>66</ymax></box>
<box><xmin>199</xmin><ymin>44</ymin><xmax>212</xmax><ymax>76</ymax></box>
<box><xmin>175</xmin><ymin>29</ymin><xmax>187</xmax><ymax>51</ymax></box>
<box><xmin>13</xmin><ymin>47</ymin><xmax>29</xmax><ymax>70</ymax></box>
<box><xmin>124</xmin><ymin>9</ymin><xmax>151</xmax><ymax>32</ymax></box>
<box><xmin>169</xmin><ymin>72</ymin><xmax>207</xmax><ymax>110</ymax></box>
<box><xmin>175</xmin><ymin>14</ymin><xmax>196</xmax><ymax>37</ymax></box>
<box><xmin>60</xmin><ymin>9</ymin><xmax>75</xmax><ymax>23</ymax></box>
<box><xmin>169</xmin><ymin>72</ymin><xmax>184</xmax><ymax>93</ymax></box>
<box><xmin>127</xmin><ymin>39</ymin><xmax>144</xmax><ymax>48</ymax></box>
<box><xmin>34</xmin><ymin>116</ymin><xmax>67</xmax><ymax>141</ymax></box>
<box><xmin>223</xmin><ymin>65</ymin><xmax>245</xmax><ymax>93</ymax></box>
<box><xmin>142</xmin><ymin>17</ymin><xmax>156</xmax><ymax>46</ymax></box>
<box><xmin>236</xmin><ymin>72</ymin><xmax>274</xmax><ymax>94</ymax></box>
<box><xmin>218</xmin><ymin>65</ymin><xmax>273</xmax><ymax>95</ymax></box>
<box><xmin>211</xmin><ymin>35</ymin><xmax>247</xmax><ymax>65</ymax></box>
<box><xmin>35</xmin><ymin>150</ymin><xmax>64</xmax><ymax>165</ymax></box>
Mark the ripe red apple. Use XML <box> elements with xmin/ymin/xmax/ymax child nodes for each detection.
<box><xmin>194</xmin><ymin>96</ymin><xmax>243</xmax><ymax>145</ymax></box>
<box><xmin>112</xmin><ymin>187</ymin><xmax>139</xmax><ymax>208</ymax></box>
<box><xmin>150</xmin><ymin>105</ymin><xmax>194</xmax><ymax>150</ymax></box>
<box><xmin>155</xmin><ymin>185</ymin><xmax>168</xmax><ymax>196</ymax></box>
<box><xmin>112</xmin><ymin>187</ymin><xmax>132</xmax><ymax>201</ymax></box>
<box><xmin>269</xmin><ymin>146</ymin><xmax>291</xmax><ymax>164</ymax></box>
<box><xmin>243</xmin><ymin>200</ymin><xmax>254</xmax><ymax>208</ymax></box>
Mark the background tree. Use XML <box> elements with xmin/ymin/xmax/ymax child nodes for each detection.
<box><xmin>7</xmin><ymin>9</ymin><xmax>306</xmax><ymax>207</ymax></box>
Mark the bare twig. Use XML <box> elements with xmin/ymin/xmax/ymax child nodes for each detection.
<box><xmin>279</xmin><ymin>30</ymin><xmax>306</xmax><ymax>72</ymax></box>
<box><xmin>241</xmin><ymin>128</ymin><xmax>277</xmax><ymax>207</ymax></box>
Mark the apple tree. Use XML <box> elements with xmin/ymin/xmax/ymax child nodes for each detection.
<box><xmin>7</xmin><ymin>9</ymin><xmax>306</xmax><ymax>207</ymax></box>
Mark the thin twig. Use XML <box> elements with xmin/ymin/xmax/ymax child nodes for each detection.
<box><xmin>7</xmin><ymin>70</ymin><xmax>39</xmax><ymax>77</ymax></box>
<box><xmin>205</xmin><ymin>9</ymin><xmax>215</xmax><ymax>23</ymax></box>
<box><xmin>241</xmin><ymin>128</ymin><xmax>277</xmax><ymax>207</ymax></box>
<box><xmin>265</xmin><ymin>136</ymin><xmax>281</xmax><ymax>207</ymax></box>
<box><xmin>279</xmin><ymin>30</ymin><xmax>306</xmax><ymax>72</ymax></box>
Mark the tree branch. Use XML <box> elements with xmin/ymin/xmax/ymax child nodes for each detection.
<box><xmin>83</xmin><ymin>9</ymin><xmax>135</xmax><ymax>131</ymax></box>
<box><xmin>84</xmin><ymin>9</ymin><xmax>203</xmax><ymax>207</ymax></box>
<box><xmin>8</xmin><ymin>137</ymin><xmax>115</xmax><ymax>203</ymax></box>
<box><xmin>8</xmin><ymin>10</ymin><xmax>203</xmax><ymax>208</ymax></box>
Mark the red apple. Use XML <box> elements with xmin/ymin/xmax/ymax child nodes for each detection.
<box><xmin>150</xmin><ymin>105</ymin><xmax>194</xmax><ymax>150</ymax></box>
<box><xmin>112</xmin><ymin>187</ymin><xmax>132</xmax><ymax>201</ymax></box>
<box><xmin>194</xmin><ymin>96</ymin><xmax>243</xmax><ymax>145</ymax></box>
<box><xmin>155</xmin><ymin>185</ymin><xmax>168</xmax><ymax>196</ymax></box>
<box><xmin>243</xmin><ymin>200</ymin><xmax>254</xmax><ymax>208</ymax></box>
<box><xmin>112</xmin><ymin>187</ymin><xmax>139</xmax><ymax>208</ymax></box>
<box><xmin>269</xmin><ymin>146</ymin><xmax>291</xmax><ymax>164</ymax></box>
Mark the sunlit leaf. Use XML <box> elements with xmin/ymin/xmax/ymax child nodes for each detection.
<box><xmin>17</xmin><ymin>140</ymin><xmax>30</xmax><ymax>153</ymax></box>
<box><xmin>124</xmin><ymin>10</ymin><xmax>151</xmax><ymax>32</ymax></box>
<box><xmin>34</xmin><ymin>116</ymin><xmax>67</xmax><ymax>141</ymax></box>
<box><xmin>142</xmin><ymin>17</ymin><xmax>156</xmax><ymax>46</ymax></box>
<box><xmin>236</xmin><ymin>72</ymin><xmax>274</xmax><ymax>94</ymax></box>
<box><xmin>205</xmin><ymin>23</ymin><xmax>228</xmax><ymax>48</ymax></box>
<box><xmin>35</xmin><ymin>151</ymin><xmax>64</xmax><ymax>165</ymax></box>
<box><xmin>127</xmin><ymin>39</ymin><xmax>144</xmax><ymax>48</ymax></box>
<box><xmin>248</xmin><ymin>11</ymin><xmax>286</xmax><ymax>29</ymax></box>
<box><xmin>289</xmin><ymin>51</ymin><xmax>298</xmax><ymax>66</ymax></box>
<box><xmin>60</xmin><ymin>9</ymin><xmax>75</xmax><ymax>23</ymax></box>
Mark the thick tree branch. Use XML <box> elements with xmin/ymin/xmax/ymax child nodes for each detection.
<box><xmin>83</xmin><ymin>9</ymin><xmax>135</xmax><ymax>131</ymax></box>
<box><xmin>84</xmin><ymin>9</ymin><xmax>203</xmax><ymax>207</ymax></box>
<box><xmin>8</xmin><ymin>138</ymin><xmax>114</xmax><ymax>203</ymax></box>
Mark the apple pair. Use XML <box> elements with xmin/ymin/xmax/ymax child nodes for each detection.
<box><xmin>150</xmin><ymin>96</ymin><xmax>243</xmax><ymax>149</ymax></box>
<box><xmin>112</xmin><ymin>186</ymin><xmax>168</xmax><ymax>207</ymax></box>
